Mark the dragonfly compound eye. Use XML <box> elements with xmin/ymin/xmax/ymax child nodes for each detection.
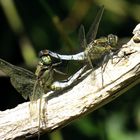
<box><xmin>41</xmin><ymin>56</ymin><xmax>52</xmax><ymax>65</ymax></box>
<box><xmin>108</xmin><ymin>34</ymin><xmax>118</xmax><ymax>47</ymax></box>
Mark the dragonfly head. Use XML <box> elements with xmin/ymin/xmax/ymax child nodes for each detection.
<box><xmin>35</xmin><ymin>50</ymin><xmax>62</xmax><ymax>79</ymax></box>
<box><xmin>35</xmin><ymin>51</ymin><xmax>53</xmax><ymax>78</ymax></box>
<box><xmin>38</xmin><ymin>50</ymin><xmax>54</xmax><ymax>66</ymax></box>
<box><xmin>107</xmin><ymin>34</ymin><xmax>118</xmax><ymax>50</ymax></box>
<box><xmin>39</xmin><ymin>49</ymin><xmax>62</xmax><ymax>67</ymax></box>
<box><xmin>41</xmin><ymin>55</ymin><xmax>52</xmax><ymax>65</ymax></box>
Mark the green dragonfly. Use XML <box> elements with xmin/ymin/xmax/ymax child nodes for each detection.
<box><xmin>0</xmin><ymin>57</ymin><xmax>87</xmax><ymax>100</ymax></box>
<box><xmin>0</xmin><ymin>56</ymin><xmax>87</xmax><ymax>138</ymax></box>
<box><xmin>39</xmin><ymin>6</ymin><xmax>118</xmax><ymax>68</ymax></box>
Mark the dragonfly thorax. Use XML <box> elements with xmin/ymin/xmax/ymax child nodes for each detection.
<box><xmin>39</xmin><ymin>67</ymin><xmax>54</xmax><ymax>92</ymax></box>
<box><xmin>85</xmin><ymin>42</ymin><xmax>111</xmax><ymax>61</ymax></box>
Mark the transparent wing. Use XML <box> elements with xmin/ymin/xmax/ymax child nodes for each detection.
<box><xmin>0</xmin><ymin>58</ymin><xmax>36</xmax><ymax>100</ymax></box>
<box><xmin>79</xmin><ymin>25</ymin><xmax>94</xmax><ymax>68</ymax></box>
<box><xmin>79</xmin><ymin>24</ymin><xmax>87</xmax><ymax>49</ymax></box>
<box><xmin>86</xmin><ymin>6</ymin><xmax>104</xmax><ymax>44</ymax></box>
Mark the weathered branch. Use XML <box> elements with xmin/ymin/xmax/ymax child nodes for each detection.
<box><xmin>0</xmin><ymin>24</ymin><xmax>140</xmax><ymax>140</ymax></box>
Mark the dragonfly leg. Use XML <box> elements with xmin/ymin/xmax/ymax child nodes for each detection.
<box><xmin>50</xmin><ymin>65</ymin><xmax>88</xmax><ymax>90</ymax></box>
<box><xmin>38</xmin><ymin>97</ymin><xmax>47</xmax><ymax>140</ymax></box>
<box><xmin>101</xmin><ymin>55</ymin><xmax>110</xmax><ymax>87</ymax></box>
<box><xmin>110</xmin><ymin>51</ymin><xmax>125</xmax><ymax>66</ymax></box>
<box><xmin>101</xmin><ymin>51</ymin><xmax>121</xmax><ymax>87</ymax></box>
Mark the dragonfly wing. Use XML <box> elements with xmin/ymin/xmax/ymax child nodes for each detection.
<box><xmin>86</xmin><ymin>6</ymin><xmax>104</xmax><ymax>44</ymax></box>
<box><xmin>10</xmin><ymin>76</ymin><xmax>35</xmax><ymax>100</ymax></box>
<box><xmin>0</xmin><ymin>58</ymin><xmax>36</xmax><ymax>100</ymax></box>
<box><xmin>79</xmin><ymin>25</ymin><xmax>94</xmax><ymax>68</ymax></box>
<box><xmin>79</xmin><ymin>24</ymin><xmax>87</xmax><ymax>49</ymax></box>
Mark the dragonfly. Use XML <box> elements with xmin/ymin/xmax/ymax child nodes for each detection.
<box><xmin>39</xmin><ymin>6</ymin><xmax>119</xmax><ymax>69</ymax></box>
<box><xmin>0</xmin><ymin>57</ymin><xmax>88</xmax><ymax>99</ymax></box>
<box><xmin>0</xmin><ymin>56</ymin><xmax>88</xmax><ymax>138</ymax></box>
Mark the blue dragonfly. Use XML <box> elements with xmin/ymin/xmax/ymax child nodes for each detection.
<box><xmin>39</xmin><ymin>6</ymin><xmax>118</xmax><ymax>69</ymax></box>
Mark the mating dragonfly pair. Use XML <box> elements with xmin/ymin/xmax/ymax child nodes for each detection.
<box><xmin>0</xmin><ymin>6</ymin><xmax>119</xmax><ymax>138</ymax></box>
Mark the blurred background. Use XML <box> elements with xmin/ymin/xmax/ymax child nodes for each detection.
<box><xmin>0</xmin><ymin>0</ymin><xmax>140</xmax><ymax>140</ymax></box>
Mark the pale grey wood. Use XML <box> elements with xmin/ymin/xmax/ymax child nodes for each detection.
<box><xmin>0</xmin><ymin>24</ymin><xmax>140</xmax><ymax>139</ymax></box>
